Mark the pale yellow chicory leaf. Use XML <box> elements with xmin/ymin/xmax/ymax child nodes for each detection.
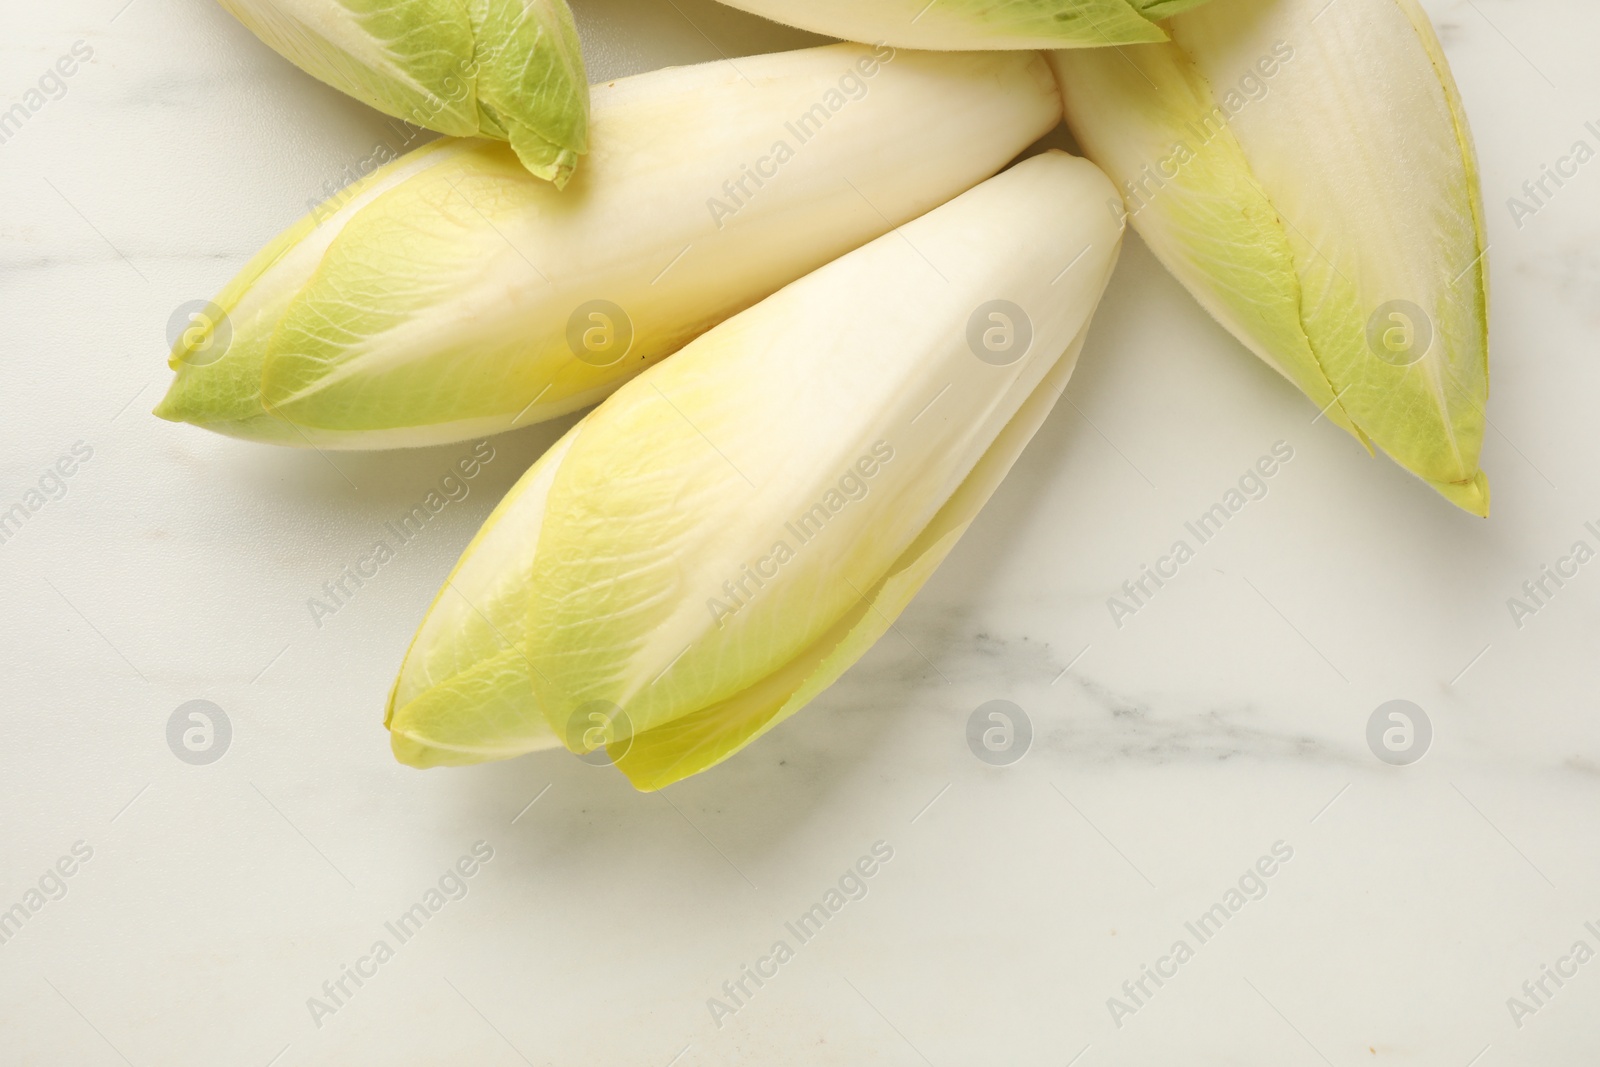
<box><xmin>216</xmin><ymin>0</ymin><xmax>589</xmax><ymax>185</ymax></box>
<box><xmin>387</xmin><ymin>151</ymin><xmax>1125</xmax><ymax>787</ymax></box>
<box><xmin>708</xmin><ymin>0</ymin><xmax>1218</xmax><ymax>50</ymax></box>
<box><xmin>155</xmin><ymin>44</ymin><xmax>1065</xmax><ymax>450</ymax></box>
<box><xmin>1053</xmin><ymin>0</ymin><xmax>1491</xmax><ymax>514</ymax></box>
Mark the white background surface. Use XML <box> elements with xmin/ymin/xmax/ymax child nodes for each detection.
<box><xmin>3</xmin><ymin>1</ymin><xmax>1599</xmax><ymax>1064</ymax></box>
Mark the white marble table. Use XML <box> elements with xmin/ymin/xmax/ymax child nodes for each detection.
<box><xmin>2</xmin><ymin>1</ymin><xmax>1597</xmax><ymax>1064</ymax></box>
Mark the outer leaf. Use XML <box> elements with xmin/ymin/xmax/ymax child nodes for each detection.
<box><xmin>708</xmin><ymin>0</ymin><xmax>1178</xmax><ymax>48</ymax></box>
<box><xmin>156</xmin><ymin>45</ymin><xmax>1065</xmax><ymax>450</ymax></box>
<box><xmin>216</xmin><ymin>0</ymin><xmax>588</xmax><ymax>185</ymax></box>
<box><xmin>217</xmin><ymin>0</ymin><xmax>480</xmax><ymax>133</ymax></box>
<box><xmin>468</xmin><ymin>0</ymin><xmax>589</xmax><ymax>185</ymax></box>
<box><xmin>257</xmin><ymin>145</ymin><xmax>581</xmax><ymax>437</ymax></box>
<box><xmin>1051</xmin><ymin>44</ymin><xmax>1361</xmax><ymax>441</ymax></box>
<box><xmin>1053</xmin><ymin>0</ymin><xmax>1490</xmax><ymax>514</ymax></box>
<box><xmin>615</xmin><ymin>329</ymin><xmax>1093</xmax><ymax>789</ymax></box>
<box><xmin>155</xmin><ymin>140</ymin><xmax>468</xmax><ymax>446</ymax></box>
<box><xmin>386</xmin><ymin>433</ymin><xmax>579</xmax><ymax>766</ymax></box>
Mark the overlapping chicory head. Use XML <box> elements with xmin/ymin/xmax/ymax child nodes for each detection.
<box><xmin>385</xmin><ymin>151</ymin><xmax>1125</xmax><ymax>789</ymax></box>
<box><xmin>154</xmin><ymin>44</ymin><xmax>1065</xmax><ymax>450</ymax></box>
<box><xmin>1052</xmin><ymin>0</ymin><xmax>1491</xmax><ymax>514</ymax></box>
<box><xmin>708</xmin><ymin>0</ymin><xmax>1216</xmax><ymax>50</ymax></box>
<box><xmin>216</xmin><ymin>0</ymin><xmax>589</xmax><ymax>186</ymax></box>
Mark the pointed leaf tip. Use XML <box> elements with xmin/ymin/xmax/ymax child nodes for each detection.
<box><xmin>1430</xmin><ymin>469</ymin><xmax>1490</xmax><ymax>517</ymax></box>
